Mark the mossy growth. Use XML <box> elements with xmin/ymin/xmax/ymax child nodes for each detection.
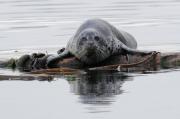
<box><xmin>6</xmin><ymin>58</ymin><xmax>17</xmax><ymax>69</ymax></box>
<box><xmin>176</xmin><ymin>60</ymin><xmax>180</xmax><ymax>66</ymax></box>
<box><xmin>66</xmin><ymin>75</ymin><xmax>77</xmax><ymax>81</ymax></box>
<box><xmin>160</xmin><ymin>57</ymin><xmax>180</xmax><ymax>68</ymax></box>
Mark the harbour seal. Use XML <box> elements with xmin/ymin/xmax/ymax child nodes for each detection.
<box><xmin>47</xmin><ymin>19</ymin><xmax>152</xmax><ymax>68</ymax></box>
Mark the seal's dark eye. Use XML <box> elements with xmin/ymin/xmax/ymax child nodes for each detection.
<box><xmin>94</xmin><ymin>36</ymin><xmax>100</xmax><ymax>41</ymax></box>
<box><xmin>81</xmin><ymin>37</ymin><xmax>87</xmax><ymax>41</ymax></box>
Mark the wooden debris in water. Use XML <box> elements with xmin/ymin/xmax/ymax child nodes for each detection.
<box><xmin>31</xmin><ymin>67</ymin><xmax>83</xmax><ymax>75</ymax></box>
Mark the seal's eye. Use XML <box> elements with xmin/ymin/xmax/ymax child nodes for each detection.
<box><xmin>79</xmin><ymin>37</ymin><xmax>87</xmax><ymax>45</ymax></box>
<box><xmin>81</xmin><ymin>37</ymin><xmax>87</xmax><ymax>41</ymax></box>
<box><xmin>94</xmin><ymin>36</ymin><xmax>100</xmax><ymax>41</ymax></box>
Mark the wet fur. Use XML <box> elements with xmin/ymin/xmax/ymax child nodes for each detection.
<box><xmin>47</xmin><ymin>19</ymin><xmax>151</xmax><ymax>67</ymax></box>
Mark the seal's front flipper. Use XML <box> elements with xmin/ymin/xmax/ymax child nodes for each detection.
<box><xmin>57</xmin><ymin>47</ymin><xmax>66</xmax><ymax>54</ymax></box>
<box><xmin>47</xmin><ymin>50</ymin><xmax>72</xmax><ymax>68</ymax></box>
<box><xmin>121</xmin><ymin>44</ymin><xmax>153</xmax><ymax>56</ymax></box>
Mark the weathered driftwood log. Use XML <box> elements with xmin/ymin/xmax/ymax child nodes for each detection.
<box><xmin>1</xmin><ymin>52</ymin><xmax>180</xmax><ymax>74</ymax></box>
<box><xmin>35</xmin><ymin>52</ymin><xmax>180</xmax><ymax>73</ymax></box>
<box><xmin>52</xmin><ymin>52</ymin><xmax>161</xmax><ymax>72</ymax></box>
<box><xmin>0</xmin><ymin>74</ymin><xmax>53</xmax><ymax>81</ymax></box>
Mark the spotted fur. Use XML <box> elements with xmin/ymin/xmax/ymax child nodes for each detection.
<box><xmin>47</xmin><ymin>19</ymin><xmax>151</xmax><ymax>67</ymax></box>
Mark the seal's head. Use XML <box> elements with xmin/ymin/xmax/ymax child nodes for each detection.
<box><xmin>74</xmin><ymin>28</ymin><xmax>112</xmax><ymax>65</ymax></box>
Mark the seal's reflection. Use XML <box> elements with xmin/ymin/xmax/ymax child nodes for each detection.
<box><xmin>66</xmin><ymin>70</ymin><xmax>133</xmax><ymax>105</ymax></box>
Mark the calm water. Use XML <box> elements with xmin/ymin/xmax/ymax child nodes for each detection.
<box><xmin>0</xmin><ymin>0</ymin><xmax>180</xmax><ymax>119</ymax></box>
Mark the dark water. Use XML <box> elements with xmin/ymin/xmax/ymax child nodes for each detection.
<box><xmin>0</xmin><ymin>0</ymin><xmax>180</xmax><ymax>119</ymax></box>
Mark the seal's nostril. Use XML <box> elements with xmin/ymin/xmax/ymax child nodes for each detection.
<box><xmin>88</xmin><ymin>42</ymin><xmax>94</xmax><ymax>46</ymax></box>
<box><xmin>94</xmin><ymin>36</ymin><xmax>100</xmax><ymax>41</ymax></box>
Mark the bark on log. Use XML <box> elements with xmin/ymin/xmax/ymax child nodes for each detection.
<box><xmin>1</xmin><ymin>52</ymin><xmax>180</xmax><ymax>73</ymax></box>
<box><xmin>46</xmin><ymin>52</ymin><xmax>180</xmax><ymax>72</ymax></box>
<box><xmin>54</xmin><ymin>52</ymin><xmax>161</xmax><ymax>72</ymax></box>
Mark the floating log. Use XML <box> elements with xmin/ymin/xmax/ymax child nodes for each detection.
<box><xmin>35</xmin><ymin>51</ymin><xmax>180</xmax><ymax>73</ymax></box>
<box><xmin>53</xmin><ymin>51</ymin><xmax>161</xmax><ymax>72</ymax></box>
<box><xmin>1</xmin><ymin>52</ymin><xmax>180</xmax><ymax>74</ymax></box>
<box><xmin>31</xmin><ymin>67</ymin><xmax>84</xmax><ymax>75</ymax></box>
<box><xmin>0</xmin><ymin>73</ymin><xmax>53</xmax><ymax>81</ymax></box>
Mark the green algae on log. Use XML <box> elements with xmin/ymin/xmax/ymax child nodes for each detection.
<box><xmin>160</xmin><ymin>52</ymin><xmax>180</xmax><ymax>69</ymax></box>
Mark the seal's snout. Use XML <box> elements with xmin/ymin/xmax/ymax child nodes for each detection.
<box><xmin>86</xmin><ymin>41</ymin><xmax>96</xmax><ymax>48</ymax></box>
<box><xmin>85</xmin><ymin>42</ymin><xmax>97</xmax><ymax>57</ymax></box>
<box><xmin>86</xmin><ymin>49</ymin><xmax>95</xmax><ymax>57</ymax></box>
<box><xmin>87</xmin><ymin>41</ymin><xmax>94</xmax><ymax>46</ymax></box>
